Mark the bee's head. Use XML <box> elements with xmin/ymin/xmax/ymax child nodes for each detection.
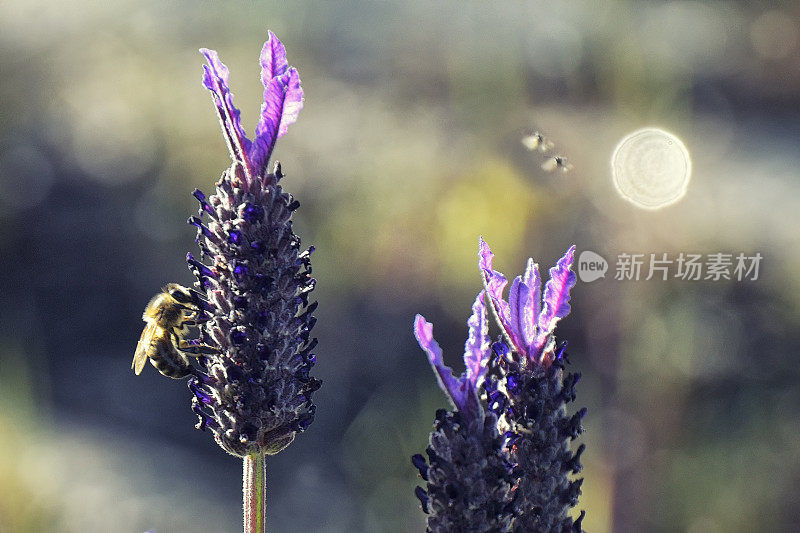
<box><xmin>164</xmin><ymin>283</ymin><xmax>194</xmax><ymax>305</ymax></box>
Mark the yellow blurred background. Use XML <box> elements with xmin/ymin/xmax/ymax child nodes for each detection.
<box><xmin>1</xmin><ymin>1</ymin><xmax>799</xmax><ymax>531</ymax></box>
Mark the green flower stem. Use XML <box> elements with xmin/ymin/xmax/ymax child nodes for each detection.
<box><xmin>243</xmin><ymin>450</ymin><xmax>267</xmax><ymax>533</ymax></box>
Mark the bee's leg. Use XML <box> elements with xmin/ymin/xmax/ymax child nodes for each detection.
<box><xmin>177</xmin><ymin>306</ymin><xmax>198</xmax><ymax>316</ymax></box>
<box><xmin>181</xmin><ymin>308</ymin><xmax>212</xmax><ymax>322</ymax></box>
<box><xmin>181</xmin><ymin>310</ymin><xmax>198</xmax><ymax>322</ymax></box>
<box><xmin>177</xmin><ymin>338</ymin><xmax>220</xmax><ymax>356</ymax></box>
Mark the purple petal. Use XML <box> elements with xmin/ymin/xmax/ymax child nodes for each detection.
<box><xmin>507</xmin><ymin>276</ymin><xmax>532</xmax><ymax>355</ymax></box>
<box><xmin>274</xmin><ymin>69</ymin><xmax>303</xmax><ymax>139</ymax></box>
<box><xmin>463</xmin><ymin>291</ymin><xmax>489</xmax><ymax>387</ymax></box>
<box><xmin>521</xmin><ymin>258</ymin><xmax>541</xmax><ymax>348</ymax></box>
<box><xmin>414</xmin><ymin>315</ymin><xmax>469</xmax><ymax>412</ymax></box>
<box><xmin>250</xmin><ymin>33</ymin><xmax>304</xmax><ymax>172</ymax></box>
<box><xmin>200</xmin><ymin>48</ymin><xmax>253</xmax><ymax>171</ymax></box>
<box><xmin>478</xmin><ymin>237</ymin><xmax>524</xmax><ymax>353</ymax></box>
<box><xmin>534</xmin><ymin>246</ymin><xmax>577</xmax><ymax>362</ymax></box>
<box><xmin>259</xmin><ymin>31</ymin><xmax>289</xmax><ymax>85</ymax></box>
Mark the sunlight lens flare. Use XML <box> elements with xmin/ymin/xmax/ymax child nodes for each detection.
<box><xmin>611</xmin><ymin>128</ymin><xmax>692</xmax><ymax>210</ymax></box>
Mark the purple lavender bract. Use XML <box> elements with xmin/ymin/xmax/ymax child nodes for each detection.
<box><xmin>187</xmin><ymin>32</ymin><xmax>319</xmax><ymax>457</ymax></box>
<box><xmin>479</xmin><ymin>237</ymin><xmax>576</xmax><ymax>366</ymax></box>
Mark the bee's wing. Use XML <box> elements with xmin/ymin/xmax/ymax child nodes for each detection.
<box><xmin>132</xmin><ymin>322</ymin><xmax>157</xmax><ymax>375</ymax></box>
<box><xmin>521</xmin><ymin>135</ymin><xmax>541</xmax><ymax>151</ymax></box>
<box><xmin>541</xmin><ymin>157</ymin><xmax>558</xmax><ymax>172</ymax></box>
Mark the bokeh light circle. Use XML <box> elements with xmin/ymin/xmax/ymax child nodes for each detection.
<box><xmin>611</xmin><ymin>128</ymin><xmax>691</xmax><ymax>210</ymax></box>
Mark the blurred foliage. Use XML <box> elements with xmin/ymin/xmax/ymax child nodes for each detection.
<box><xmin>1</xmin><ymin>0</ymin><xmax>800</xmax><ymax>531</ymax></box>
<box><xmin>0</xmin><ymin>352</ymin><xmax>56</xmax><ymax>533</ymax></box>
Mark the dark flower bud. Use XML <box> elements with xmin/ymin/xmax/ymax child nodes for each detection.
<box><xmin>411</xmin><ymin>453</ymin><xmax>429</xmax><ymax>481</ymax></box>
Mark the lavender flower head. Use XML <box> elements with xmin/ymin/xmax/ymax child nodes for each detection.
<box><xmin>479</xmin><ymin>237</ymin><xmax>585</xmax><ymax>532</ymax></box>
<box><xmin>412</xmin><ymin>238</ymin><xmax>585</xmax><ymax>532</ymax></box>
<box><xmin>186</xmin><ymin>32</ymin><xmax>319</xmax><ymax>457</ymax></box>
<box><xmin>411</xmin><ymin>293</ymin><xmax>516</xmax><ymax>532</ymax></box>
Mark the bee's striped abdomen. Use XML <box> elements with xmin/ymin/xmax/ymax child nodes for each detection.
<box><xmin>148</xmin><ymin>335</ymin><xmax>192</xmax><ymax>379</ymax></box>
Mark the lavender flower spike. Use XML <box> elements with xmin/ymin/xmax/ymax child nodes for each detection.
<box><xmin>188</xmin><ymin>32</ymin><xmax>318</xmax><ymax>458</ymax></box>
<box><xmin>412</xmin><ymin>293</ymin><xmax>515</xmax><ymax>531</ymax></box>
<box><xmin>479</xmin><ymin>237</ymin><xmax>576</xmax><ymax>366</ymax></box>
<box><xmin>479</xmin><ymin>239</ymin><xmax>585</xmax><ymax>531</ymax></box>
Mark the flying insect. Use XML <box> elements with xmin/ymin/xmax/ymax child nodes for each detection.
<box><xmin>521</xmin><ymin>131</ymin><xmax>554</xmax><ymax>153</ymax></box>
<box><xmin>541</xmin><ymin>155</ymin><xmax>573</xmax><ymax>173</ymax></box>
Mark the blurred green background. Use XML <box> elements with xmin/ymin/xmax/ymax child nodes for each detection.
<box><xmin>1</xmin><ymin>1</ymin><xmax>799</xmax><ymax>531</ymax></box>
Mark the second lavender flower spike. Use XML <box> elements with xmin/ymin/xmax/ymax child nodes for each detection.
<box><xmin>412</xmin><ymin>238</ymin><xmax>586</xmax><ymax>532</ymax></box>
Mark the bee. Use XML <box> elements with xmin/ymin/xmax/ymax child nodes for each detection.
<box><xmin>132</xmin><ymin>283</ymin><xmax>217</xmax><ymax>379</ymax></box>
<box><xmin>541</xmin><ymin>155</ymin><xmax>573</xmax><ymax>173</ymax></box>
<box><xmin>521</xmin><ymin>131</ymin><xmax>554</xmax><ymax>153</ymax></box>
